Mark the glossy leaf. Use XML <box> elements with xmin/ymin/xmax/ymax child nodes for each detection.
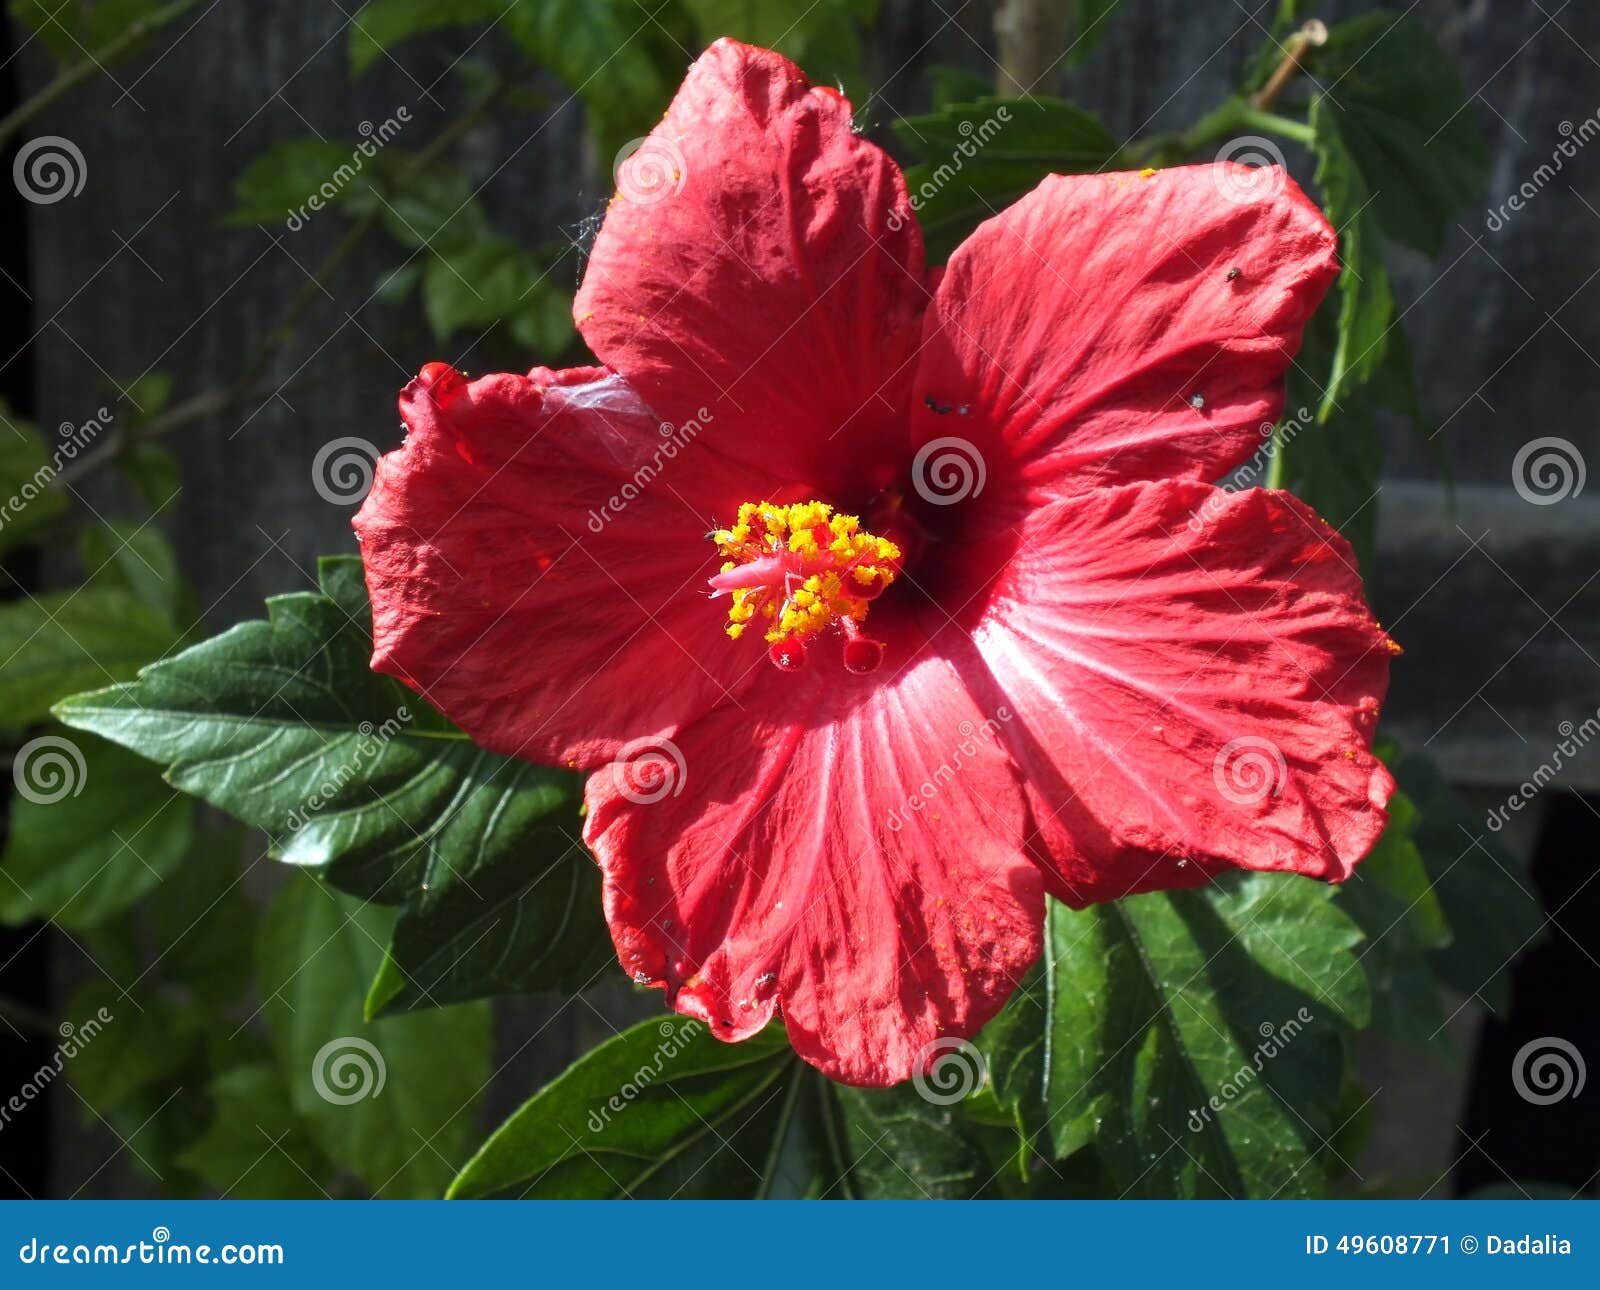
<box><xmin>893</xmin><ymin>96</ymin><xmax>1121</xmax><ymax>258</ymax></box>
<box><xmin>177</xmin><ymin>1064</ymin><xmax>339</xmax><ymax>1200</ymax></box>
<box><xmin>0</xmin><ymin>588</ymin><xmax>177</xmax><ymax>728</ymax></box>
<box><xmin>0</xmin><ymin>733</ymin><xmax>193</xmax><ymax>930</ymax></box>
<box><xmin>0</xmin><ymin>405</ymin><xmax>68</xmax><ymax>555</ymax></box>
<box><xmin>1311</xmin><ymin>95</ymin><xmax>1394</xmax><ymax>417</ymax></box>
<box><xmin>257</xmin><ymin>874</ymin><xmax>491</xmax><ymax>1198</ymax></box>
<box><xmin>449</xmin><ymin>1017</ymin><xmax>798</xmax><ymax>1199</ymax></box>
<box><xmin>983</xmin><ymin>877</ymin><xmax>1367</xmax><ymax>1198</ymax></box>
<box><xmin>54</xmin><ymin>556</ymin><xmax>613</xmax><ymax>1007</ymax></box>
<box><xmin>348</xmin><ymin>0</ymin><xmax>500</xmax><ymax>74</ymax></box>
<box><xmin>1311</xmin><ymin>11</ymin><xmax>1488</xmax><ymax>257</ymax></box>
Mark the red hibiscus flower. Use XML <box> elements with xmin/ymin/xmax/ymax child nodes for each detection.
<box><xmin>353</xmin><ymin>39</ymin><xmax>1396</xmax><ymax>1086</ymax></box>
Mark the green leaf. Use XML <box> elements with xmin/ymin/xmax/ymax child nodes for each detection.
<box><xmin>1332</xmin><ymin>779</ymin><xmax>1456</xmax><ymax>1048</ymax></box>
<box><xmin>1396</xmin><ymin>751</ymin><xmax>1543</xmax><ymax>1015</ymax></box>
<box><xmin>177</xmin><ymin>1064</ymin><xmax>338</xmax><ymax>1199</ymax></box>
<box><xmin>374</xmin><ymin>164</ymin><xmax>486</xmax><ymax>251</ymax></box>
<box><xmin>8</xmin><ymin>0</ymin><xmax>168</xmax><ymax>65</ymax></box>
<box><xmin>348</xmin><ymin>0</ymin><xmax>501</xmax><ymax>75</ymax></box>
<box><xmin>503</xmin><ymin>0</ymin><xmax>685</xmax><ymax>159</ymax></box>
<box><xmin>54</xmin><ymin>556</ymin><xmax>611</xmax><ymax>1007</ymax></box>
<box><xmin>121</xmin><ymin>443</ymin><xmax>181</xmax><ymax>512</ymax></box>
<box><xmin>79</xmin><ymin>521</ymin><xmax>188</xmax><ymax>626</ymax></box>
<box><xmin>0</xmin><ymin>404</ymin><xmax>69</xmax><ymax>555</ymax></box>
<box><xmin>893</xmin><ymin>97</ymin><xmax>1121</xmax><ymax>259</ymax></box>
<box><xmin>118</xmin><ymin>371</ymin><xmax>174</xmax><ymax>424</ymax></box>
<box><xmin>257</xmin><ymin>873</ymin><xmax>491</xmax><ymax>1198</ymax></box>
<box><xmin>1311</xmin><ymin>95</ymin><xmax>1394</xmax><ymax>417</ymax></box>
<box><xmin>984</xmin><ymin>878</ymin><xmax>1366</xmax><ymax>1198</ymax></box>
<box><xmin>145</xmin><ymin>825</ymin><xmax>257</xmax><ymax>1005</ymax></box>
<box><xmin>1275</xmin><ymin>305</ymin><xmax>1383</xmax><ymax>568</ymax></box>
<box><xmin>835</xmin><ymin>1082</ymin><xmax>994</xmax><ymax>1198</ymax></box>
<box><xmin>61</xmin><ymin>979</ymin><xmax>202</xmax><ymax>1115</ymax></box>
<box><xmin>1067</xmin><ymin>0</ymin><xmax>1124</xmax><ymax>67</ymax></box>
<box><xmin>0</xmin><ymin>733</ymin><xmax>193</xmax><ymax>930</ymax></box>
<box><xmin>378</xmin><ymin>824</ymin><xmax>611</xmax><ymax>1014</ymax></box>
<box><xmin>448</xmin><ymin>1017</ymin><xmax>796</xmax><ymax>1198</ymax></box>
<box><xmin>681</xmin><ymin>0</ymin><xmax>878</xmax><ymax>100</ymax></box>
<box><xmin>421</xmin><ymin>237</ymin><xmax>571</xmax><ymax>350</ymax></box>
<box><xmin>227</xmin><ymin>139</ymin><xmax>361</xmax><ymax>227</ymax></box>
<box><xmin>0</xmin><ymin>588</ymin><xmax>178</xmax><ymax>727</ymax></box>
<box><xmin>1311</xmin><ymin>12</ymin><xmax>1489</xmax><ymax>257</ymax></box>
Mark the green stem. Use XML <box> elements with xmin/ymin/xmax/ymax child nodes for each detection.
<box><xmin>0</xmin><ymin>0</ymin><xmax>207</xmax><ymax>151</ymax></box>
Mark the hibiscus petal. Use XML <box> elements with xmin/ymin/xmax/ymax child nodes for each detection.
<box><xmin>966</xmin><ymin>480</ymin><xmax>1394</xmax><ymax>903</ymax></box>
<box><xmin>911</xmin><ymin>166</ymin><xmax>1337</xmax><ymax>531</ymax></box>
<box><xmin>575</xmin><ymin>38</ymin><xmax>928</xmax><ymax>498</ymax></box>
<box><xmin>584</xmin><ymin>619</ymin><xmax>1042</xmax><ymax>1086</ymax></box>
<box><xmin>354</xmin><ymin>364</ymin><xmax>761</xmax><ymax>769</ymax></box>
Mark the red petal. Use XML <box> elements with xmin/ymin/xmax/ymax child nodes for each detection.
<box><xmin>911</xmin><ymin>167</ymin><xmax>1337</xmax><ymax>533</ymax></box>
<box><xmin>574</xmin><ymin>38</ymin><xmax>928</xmax><ymax>499</ymax></box>
<box><xmin>968</xmin><ymin>480</ymin><xmax>1394</xmax><ymax>903</ymax></box>
<box><xmin>585</xmin><ymin>620</ymin><xmax>1042</xmax><ymax>1086</ymax></box>
<box><xmin>354</xmin><ymin>365</ymin><xmax>758</xmax><ymax>769</ymax></box>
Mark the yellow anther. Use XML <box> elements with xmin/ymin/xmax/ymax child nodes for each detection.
<box><xmin>709</xmin><ymin>499</ymin><xmax>902</xmax><ymax>652</ymax></box>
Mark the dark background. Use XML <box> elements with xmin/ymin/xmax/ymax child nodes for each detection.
<box><xmin>1</xmin><ymin>0</ymin><xmax>1596</xmax><ymax>1198</ymax></box>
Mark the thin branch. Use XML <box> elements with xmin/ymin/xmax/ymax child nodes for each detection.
<box><xmin>0</xmin><ymin>0</ymin><xmax>208</xmax><ymax>152</ymax></box>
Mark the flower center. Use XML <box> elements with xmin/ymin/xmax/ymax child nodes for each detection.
<box><xmin>708</xmin><ymin>500</ymin><xmax>901</xmax><ymax>674</ymax></box>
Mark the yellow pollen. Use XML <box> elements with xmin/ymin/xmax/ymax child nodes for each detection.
<box><xmin>710</xmin><ymin>500</ymin><xmax>901</xmax><ymax>648</ymax></box>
